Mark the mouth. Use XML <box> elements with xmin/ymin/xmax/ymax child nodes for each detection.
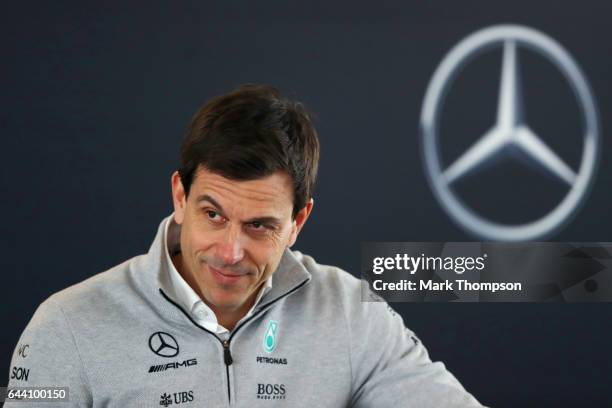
<box><xmin>208</xmin><ymin>265</ymin><xmax>248</xmax><ymax>285</ymax></box>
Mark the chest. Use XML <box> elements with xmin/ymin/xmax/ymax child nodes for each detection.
<box><xmin>78</xmin><ymin>313</ymin><xmax>352</xmax><ymax>407</ymax></box>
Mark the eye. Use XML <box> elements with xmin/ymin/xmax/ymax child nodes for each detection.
<box><xmin>206</xmin><ymin>210</ymin><xmax>224</xmax><ymax>224</ymax></box>
<box><xmin>247</xmin><ymin>221</ymin><xmax>271</xmax><ymax>234</ymax></box>
<box><xmin>250</xmin><ymin>221</ymin><xmax>265</xmax><ymax>230</ymax></box>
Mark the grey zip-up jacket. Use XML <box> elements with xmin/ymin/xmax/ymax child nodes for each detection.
<box><xmin>5</xmin><ymin>215</ymin><xmax>486</xmax><ymax>407</ymax></box>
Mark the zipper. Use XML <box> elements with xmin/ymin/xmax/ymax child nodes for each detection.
<box><xmin>223</xmin><ymin>340</ymin><xmax>232</xmax><ymax>403</ymax></box>
<box><xmin>223</xmin><ymin>340</ymin><xmax>233</xmax><ymax>365</ymax></box>
<box><xmin>159</xmin><ymin>278</ymin><xmax>309</xmax><ymax>404</ymax></box>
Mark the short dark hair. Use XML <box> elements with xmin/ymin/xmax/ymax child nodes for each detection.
<box><xmin>179</xmin><ymin>84</ymin><xmax>320</xmax><ymax>218</ymax></box>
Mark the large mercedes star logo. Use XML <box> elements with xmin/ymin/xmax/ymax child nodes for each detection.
<box><xmin>420</xmin><ymin>24</ymin><xmax>600</xmax><ymax>241</ymax></box>
<box><xmin>149</xmin><ymin>332</ymin><xmax>179</xmax><ymax>358</ymax></box>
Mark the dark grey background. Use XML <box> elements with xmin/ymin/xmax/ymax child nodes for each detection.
<box><xmin>2</xmin><ymin>1</ymin><xmax>611</xmax><ymax>407</ymax></box>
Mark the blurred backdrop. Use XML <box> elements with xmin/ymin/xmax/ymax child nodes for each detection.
<box><xmin>2</xmin><ymin>2</ymin><xmax>611</xmax><ymax>406</ymax></box>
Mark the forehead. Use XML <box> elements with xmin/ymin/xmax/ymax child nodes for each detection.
<box><xmin>189</xmin><ymin>168</ymin><xmax>294</xmax><ymax>214</ymax></box>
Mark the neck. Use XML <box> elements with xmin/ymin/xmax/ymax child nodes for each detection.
<box><xmin>213</xmin><ymin>305</ymin><xmax>251</xmax><ymax>332</ymax></box>
<box><xmin>170</xmin><ymin>252</ymin><xmax>259</xmax><ymax>331</ymax></box>
<box><xmin>207</xmin><ymin>283</ymin><xmax>263</xmax><ymax>331</ymax></box>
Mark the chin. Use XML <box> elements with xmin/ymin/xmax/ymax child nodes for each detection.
<box><xmin>208</xmin><ymin>290</ymin><xmax>247</xmax><ymax>311</ymax></box>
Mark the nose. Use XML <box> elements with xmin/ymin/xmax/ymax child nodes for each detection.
<box><xmin>215</xmin><ymin>223</ymin><xmax>245</xmax><ymax>266</ymax></box>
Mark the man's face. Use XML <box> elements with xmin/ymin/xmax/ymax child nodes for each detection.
<box><xmin>171</xmin><ymin>167</ymin><xmax>312</xmax><ymax>317</ymax></box>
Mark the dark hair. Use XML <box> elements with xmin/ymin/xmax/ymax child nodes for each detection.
<box><xmin>179</xmin><ymin>84</ymin><xmax>320</xmax><ymax>218</ymax></box>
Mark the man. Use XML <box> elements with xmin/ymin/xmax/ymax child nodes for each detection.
<box><xmin>6</xmin><ymin>85</ymin><xmax>486</xmax><ymax>407</ymax></box>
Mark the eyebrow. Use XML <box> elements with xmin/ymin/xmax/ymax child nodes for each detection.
<box><xmin>195</xmin><ymin>194</ymin><xmax>283</xmax><ymax>226</ymax></box>
<box><xmin>196</xmin><ymin>194</ymin><xmax>225</xmax><ymax>213</ymax></box>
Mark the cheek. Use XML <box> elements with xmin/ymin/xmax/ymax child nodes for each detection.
<box><xmin>253</xmin><ymin>232</ymin><xmax>290</xmax><ymax>268</ymax></box>
<box><xmin>189</xmin><ymin>230</ymin><xmax>214</xmax><ymax>256</ymax></box>
<box><xmin>262</xmin><ymin>229</ymin><xmax>287</xmax><ymax>251</ymax></box>
<box><xmin>182</xmin><ymin>219</ymin><xmax>213</xmax><ymax>256</ymax></box>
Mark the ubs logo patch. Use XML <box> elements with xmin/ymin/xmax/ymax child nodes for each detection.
<box><xmin>159</xmin><ymin>390</ymin><xmax>194</xmax><ymax>406</ymax></box>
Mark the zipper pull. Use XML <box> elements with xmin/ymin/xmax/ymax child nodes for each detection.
<box><xmin>223</xmin><ymin>340</ymin><xmax>233</xmax><ymax>366</ymax></box>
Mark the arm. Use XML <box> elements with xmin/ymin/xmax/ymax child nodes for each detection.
<box><xmin>347</xmin><ymin>297</ymin><xmax>487</xmax><ymax>408</ymax></box>
<box><xmin>4</xmin><ymin>296</ymin><xmax>92</xmax><ymax>407</ymax></box>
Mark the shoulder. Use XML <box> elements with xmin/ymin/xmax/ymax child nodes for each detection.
<box><xmin>292</xmin><ymin>249</ymin><xmax>407</xmax><ymax>328</ymax></box>
<box><xmin>292</xmin><ymin>250</ymin><xmax>363</xmax><ymax>297</ymax></box>
<box><xmin>291</xmin><ymin>250</ymin><xmax>395</xmax><ymax>319</ymax></box>
<box><xmin>293</xmin><ymin>251</ymin><xmax>367</xmax><ymax>311</ymax></box>
<box><xmin>39</xmin><ymin>254</ymin><xmax>151</xmax><ymax>324</ymax></box>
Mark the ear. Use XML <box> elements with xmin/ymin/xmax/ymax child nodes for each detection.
<box><xmin>288</xmin><ymin>198</ymin><xmax>314</xmax><ymax>248</ymax></box>
<box><xmin>171</xmin><ymin>171</ymin><xmax>187</xmax><ymax>225</ymax></box>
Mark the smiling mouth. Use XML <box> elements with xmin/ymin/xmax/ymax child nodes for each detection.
<box><xmin>208</xmin><ymin>265</ymin><xmax>248</xmax><ymax>284</ymax></box>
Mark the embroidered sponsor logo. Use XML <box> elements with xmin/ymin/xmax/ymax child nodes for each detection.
<box><xmin>160</xmin><ymin>393</ymin><xmax>172</xmax><ymax>406</ymax></box>
<box><xmin>257</xmin><ymin>383</ymin><xmax>286</xmax><ymax>400</ymax></box>
<box><xmin>263</xmin><ymin>320</ymin><xmax>279</xmax><ymax>353</ymax></box>
<box><xmin>17</xmin><ymin>344</ymin><xmax>29</xmax><ymax>358</ymax></box>
<box><xmin>10</xmin><ymin>366</ymin><xmax>30</xmax><ymax>382</ymax></box>
<box><xmin>159</xmin><ymin>390</ymin><xmax>195</xmax><ymax>406</ymax></box>
<box><xmin>149</xmin><ymin>332</ymin><xmax>179</xmax><ymax>358</ymax></box>
<box><xmin>256</xmin><ymin>356</ymin><xmax>287</xmax><ymax>365</ymax></box>
<box><xmin>148</xmin><ymin>358</ymin><xmax>198</xmax><ymax>373</ymax></box>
